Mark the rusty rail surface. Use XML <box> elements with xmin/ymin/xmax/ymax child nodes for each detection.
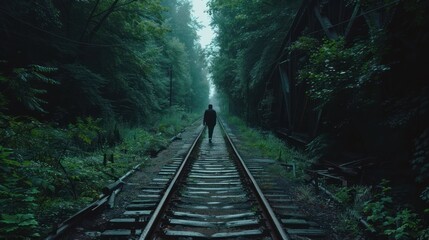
<box><xmin>138</xmin><ymin>125</ymin><xmax>205</xmax><ymax>239</ymax></box>
<box><xmin>218</xmin><ymin>117</ymin><xmax>290</xmax><ymax>240</ymax></box>
<box><xmin>44</xmin><ymin>163</ymin><xmax>143</xmax><ymax>240</ymax></box>
<box><xmin>138</xmin><ymin>117</ymin><xmax>289</xmax><ymax>240</ymax></box>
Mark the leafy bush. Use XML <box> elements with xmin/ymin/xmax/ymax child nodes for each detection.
<box><xmin>0</xmin><ymin>146</ymin><xmax>40</xmax><ymax>238</ymax></box>
<box><xmin>335</xmin><ymin>210</ymin><xmax>363</xmax><ymax>238</ymax></box>
<box><xmin>0</xmin><ymin>64</ymin><xmax>58</xmax><ymax>113</ymax></box>
<box><xmin>155</xmin><ymin>106</ymin><xmax>198</xmax><ymax>136</ymax></box>
<box><xmin>334</xmin><ymin>186</ymin><xmax>354</xmax><ymax>204</ymax></box>
<box><xmin>119</xmin><ymin>107</ymin><xmax>199</xmax><ymax>157</ymax></box>
<box><xmin>363</xmin><ymin>180</ymin><xmax>425</xmax><ymax>239</ymax></box>
<box><xmin>120</xmin><ymin>128</ymin><xmax>168</xmax><ymax>157</ymax></box>
<box><xmin>0</xmin><ymin>106</ymin><xmax>198</xmax><ymax>237</ymax></box>
<box><xmin>67</xmin><ymin>117</ymin><xmax>103</xmax><ymax>151</ymax></box>
<box><xmin>290</xmin><ymin>36</ymin><xmax>388</xmax><ymax>109</ymax></box>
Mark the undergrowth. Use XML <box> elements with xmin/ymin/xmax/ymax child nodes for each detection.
<box><xmin>324</xmin><ymin>180</ymin><xmax>428</xmax><ymax>239</ymax></box>
<box><xmin>226</xmin><ymin>115</ymin><xmax>311</xmax><ymax>179</ymax></box>
<box><xmin>0</xmin><ymin>107</ymin><xmax>196</xmax><ymax>238</ymax></box>
<box><xmin>225</xmin><ymin>115</ymin><xmax>429</xmax><ymax>239</ymax></box>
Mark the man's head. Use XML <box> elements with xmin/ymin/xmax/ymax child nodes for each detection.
<box><xmin>208</xmin><ymin>104</ymin><xmax>213</xmax><ymax>109</ymax></box>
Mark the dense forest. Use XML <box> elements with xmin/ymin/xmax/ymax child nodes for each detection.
<box><xmin>208</xmin><ymin>0</ymin><xmax>428</xmax><ymax>238</ymax></box>
<box><xmin>0</xmin><ymin>0</ymin><xmax>209</xmax><ymax>238</ymax></box>
<box><xmin>1</xmin><ymin>0</ymin><xmax>429</xmax><ymax>238</ymax></box>
<box><xmin>0</xmin><ymin>0</ymin><xmax>209</xmax><ymax>121</ymax></box>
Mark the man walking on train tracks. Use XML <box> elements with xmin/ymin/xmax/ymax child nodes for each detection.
<box><xmin>203</xmin><ymin>104</ymin><xmax>217</xmax><ymax>143</ymax></box>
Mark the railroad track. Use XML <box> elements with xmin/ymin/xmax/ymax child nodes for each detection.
<box><xmin>47</xmin><ymin>118</ymin><xmax>326</xmax><ymax>240</ymax></box>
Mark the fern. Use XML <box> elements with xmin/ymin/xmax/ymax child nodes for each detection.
<box><xmin>1</xmin><ymin>64</ymin><xmax>59</xmax><ymax>113</ymax></box>
<box><xmin>0</xmin><ymin>146</ymin><xmax>40</xmax><ymax>238</ymax></box>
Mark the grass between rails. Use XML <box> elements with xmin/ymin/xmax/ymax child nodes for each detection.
<box><xmin>225</xmin><ymin>116</ymin><xmax>311</xmax><ymax>179</ymax></box>
<box><xmin>0</xmin><ymin>107</ymin><xmax>199</xmax><ymax>239</ymax></box>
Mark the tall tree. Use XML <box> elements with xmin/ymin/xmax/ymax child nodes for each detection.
<box><xmin>163</xmin><ymin>0</ymin><xmax>209</xmax><ymax>111</ymax></box>
<box><xmin>208</xmin><ymin>0</ymin><xmax>301</xmax><ymax>120</ymax></box>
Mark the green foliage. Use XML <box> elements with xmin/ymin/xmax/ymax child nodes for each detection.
<box><xmin>165</xmin><ymin>0</ymin><xmax>209</xmax><ymax>111</ymax></box>
<box><xmin>229</xmin><ymin>116</ymin><xmax>293</xmax><ymax>160</ymax></box>
<box><xmin>0</xmin><ymin>64</ymin><xmax>58</xmax><ymax>113</ymax></box>
<box><xmin>227</xmin><ymin>115</ymin><xmax>309</xmax><ymax>178</ymax></box>
<box><xmin>0</xmin><ymin>103</ymin><xmax>198</xmax><ymax>237</ymax></box>
<box><xmin>363</xmin><ymin>180</ymin><xmax>425</xmax><ymax>239</ymax></box>
<box><xmin>31</xmin><ymin>154</ymin><xmax>142</xmax><ymax>234</ymax></box>
<box><xmin>0</xmin><ymin>214</ymin><xmax>39</xmax><ymax>238</ymax></box>
<box><xmin>0</xmin><ymin>0</ymin><xmax>210</xmax><ymax>237</ymax></box>
<box><xmin>0</xmin><ymin>115</ymin><xmax>67</xmax><ymax>165</ymax></box>
<box><xmin>418</xmin><ymin>228</ymin><xmax>429</xmax><ymax>240</ymax></box>
<box><xmin>37</xmin><ymin>197</ymin><xmax>91</xmax><ymax>230</ymax></box>
<box><xmin>155</xmin><ymin>106</ymin><xmax>197</xmax><ymax>136</ymax></box>
<box><xmin>120</xmin><ymin>128</ymin><xmax>168</xmax><ymax>158</ymax></box>
<box><xmin>1</xmin><ymin>0</ymin><xmax>209</xmax><ymax>124</ymax></box>
<box><xmin>67</xmin><ymin>117</ymin><xmax>102</xmax><ymax>149</ymax></box>
<box><xmin>0</xmin><ymin>116</ymin><xmax>103</xmax><ymax>236</ymax></box>
<box><xmin>383</xmin><ymin>209</ymin><xmax>421</xmax><ymax>239</ymax></box>
<box><xmin>290</xmin><ymin>36</ymin><xmax>389</xmax><ymax>108</ymax></box>
<box><xmin>209</xmin><ymin>0</ymin><xmax>301</xmax><ymax>119</ymax></box>
<box><xmin>0</xmin><ymin>146</ymin><xmax>40</xmax><ymax>238</ymax></box>
<box><xmin>334</xmin><ymin>186</ymin><xmax>354</xmax><ymax>204</ymax></box>
<box><xmin>335</xmin><ymin>210</ymin><xmax>363</xmax><ymax>238</ymax></box>
<box><xmin>118</xmin><ymin>108</ymin><xmax>198</xmax><ymax>159</ymax></box>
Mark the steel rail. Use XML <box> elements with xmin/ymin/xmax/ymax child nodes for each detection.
<box><xmin>139</xmin><ymin>125</ymin><xmax>205</xmax><ymax>239</ymax></box>
<box><xmin>218</xmin><ymin>117</ymin><xmax>291</xmax><ymax>240</ymax></box>
<box><xmin>44</xmin><ymin>163</ymin><xmax>143</xmax><ymax>240</ymax></box>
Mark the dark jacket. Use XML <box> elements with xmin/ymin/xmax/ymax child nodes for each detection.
<box><xmin>203</xmin><ymin>109</ymin><xmax>217</xmax><ymax>127</ymax></box>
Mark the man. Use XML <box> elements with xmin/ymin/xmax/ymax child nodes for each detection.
<box><xmin>203</xmin><ymin>104</ymin><xmax>217</xmax><ymax>143</ymax></box>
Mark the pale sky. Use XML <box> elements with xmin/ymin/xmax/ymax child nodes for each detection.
<box><xmin>191</xmin><ymin>0</ymin><xmax>215</xmax><ymax>49</ymax></box>
<box><xmin>190</xmin><ymin>0</ymin><xmax>216</xmax><ymax>98</ymax></box>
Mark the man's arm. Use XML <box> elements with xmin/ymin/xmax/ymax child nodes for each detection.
<box><xmin>203</xmin><ymin>111</ymin><xmax>207</xmax><ymax>125</ymax></box>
